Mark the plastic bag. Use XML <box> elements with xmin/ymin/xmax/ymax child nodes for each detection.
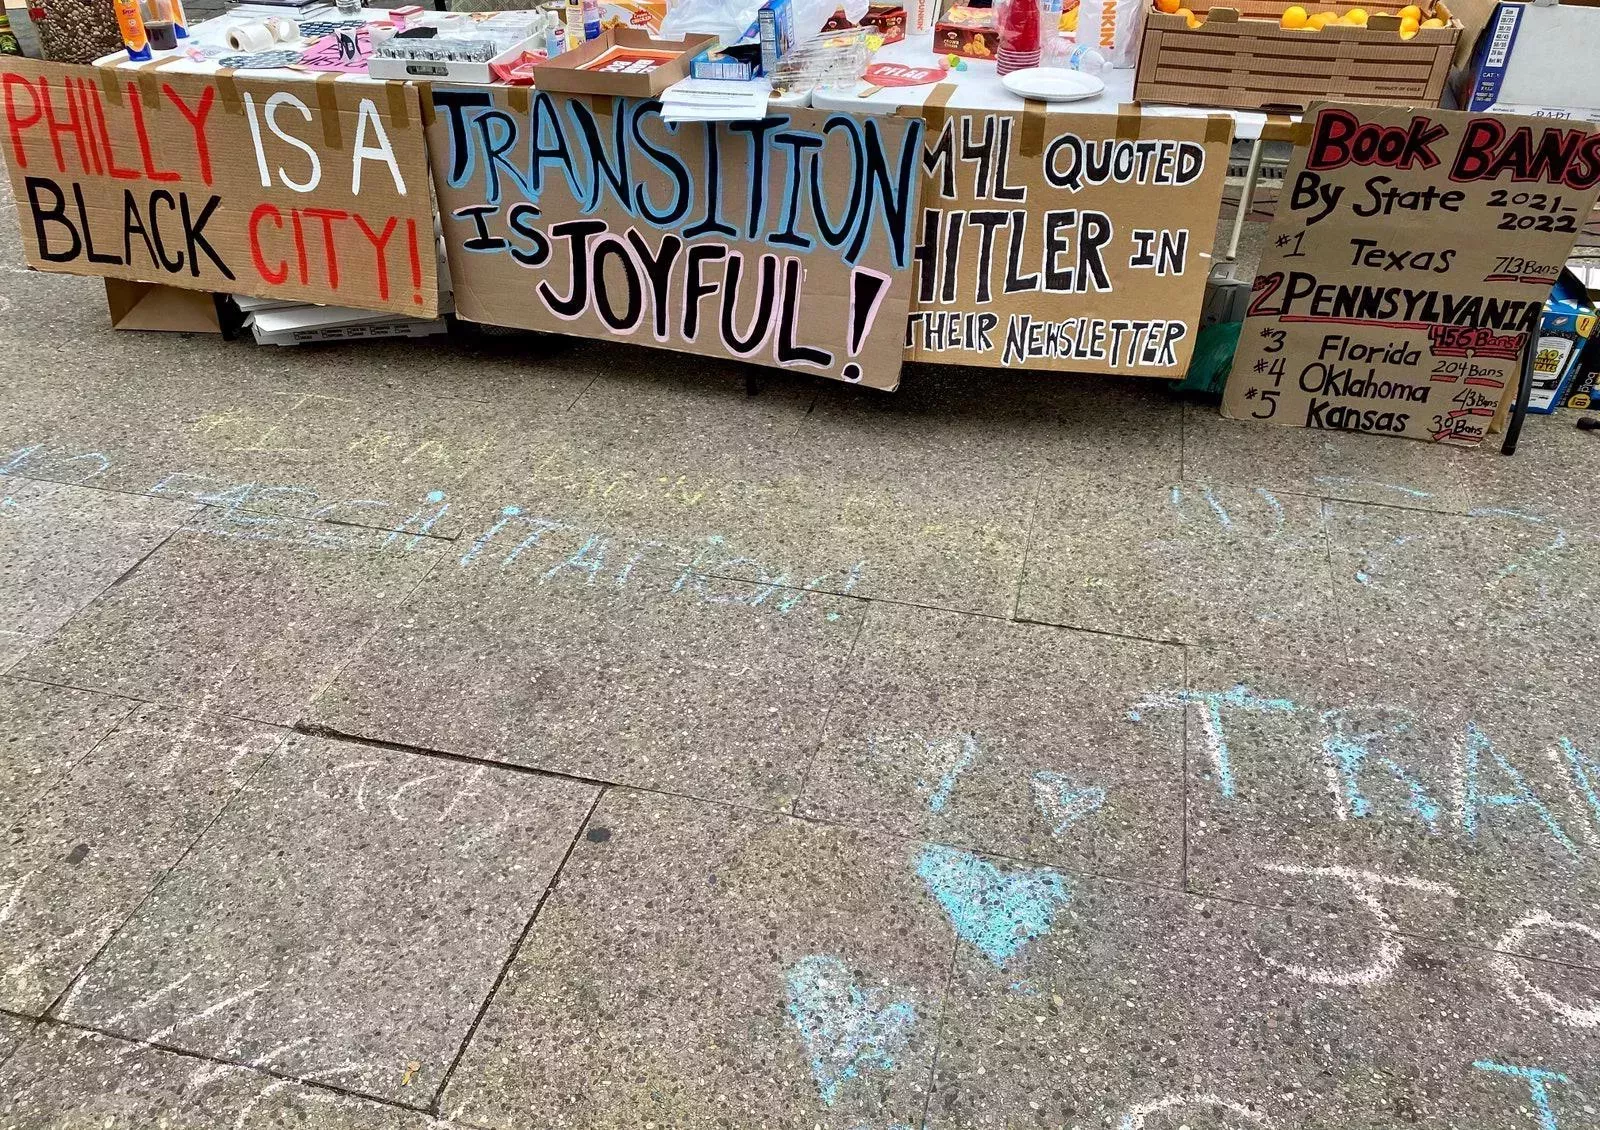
<box><xmin>661</xmin><ymin>0</ymin><xmax>866</xmax><ymax>48</ymax></box>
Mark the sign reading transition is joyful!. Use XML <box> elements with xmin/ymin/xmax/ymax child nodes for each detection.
<box><xmin>0</xmin><ymin>59</ymin><xmax>438</xmax><ymax>316</ymax></box>
<box><xmin>905</xmin><ymin>109</ymin><xmax>1233</xmax><ymax>377</ymax></box>
<box><xmin>428</xmin><ymin>89</ymin><xmax>925</xmax><ymax>390</ymax></box>
<box><xmin>1225</xmin><ymin>102</ymin><xmax>1600</xmax><ymax>445</ymax></box>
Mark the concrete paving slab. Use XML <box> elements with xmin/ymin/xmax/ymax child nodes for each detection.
<box><xmin>0</xmin><ymin>361</ymin><xmax>547</xmax><ymax>541</ymax></box>
<box><xmin>1037</xmin><ymin>373</ymin><xmax>1186</xmax><ymax>482</ymax></box>
<box><xmin>0</xmin><ymin>1024</ymin><xmax>447</xmax><ymax>1128</ymax></box>
<box><xmin>1175</xmin><ymin>649</ymin><xmax>1600</xmax><ymax>955</ymax></box>
<box><xmin>0</xmin><ymin>1014</ymin><xmax>31</xmax><ymax>1067</ymax></box>
<box><xmin>0</xmin><ymin>477</ymin><xmax>200</xmax><ymax>671</ymax></box>
<box><xmin>310</xmin><ymin>551</ymin><xmax>864</xmax><ymax>809</ymax></box>
<box><xmin>440</xmin><ymin>789</ymin><xmax>953</xmax><ymax>1130</ymax></box>
<box><xmin>928</xmin><ymin>873</ymin><xmax>1600</xmax><ymax>1130</ymax></box>
<box><xmin>1447</xmin><ymin>412</ymin><xmax>1600</xmax><ymax>525</ymax></box>
<box><xmin>0</xmin><ymin>706</ymin><xmax>282</xmax><ymax>1016</ymax></box>
<box><xmin>1017</xmin><ymin>473</ymin><xmax>1340</xmax><ymax>656</ymax></box>
<box><xmin>1326</xmin><ymin>499</ymin><xmax>1600</xmax><ymax>680</ymax></box>
<box><xmin>796</xmin><ymin>602</ymin><xmax>1184</xmax><ymax>884</ymax></box>
<box><xmin>12</xmin><ymin>520</ymin><xmax>440</xmax><ymax>726</ymax></box>
<box><xmin>0</xmin><ymin>677</ymin><xmax>137</xmax><ymax>825</ymax></box>
<box><xmin>1183</xmin><ymin>402</ymin><xmax>1471</xmax><ymax>512</ymax></box>
<box><xmin>61</xmin><ymin>734</ymin><xmax>598</xmax><ymax>1106</ymax></box>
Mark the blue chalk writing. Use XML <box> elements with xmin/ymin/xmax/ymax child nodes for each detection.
<box><xmin>1559</xmin><ymin>738</ymin><xmax>1600</xmax><ymax>833</ymax></box>
<box><xmin>1133</xmin><ymin>684</ymin><xmax>1298</xmax><ymax>799</ymax></box>
<box><xmin>916</xmin><ymin>845</ymin><xmax>1070</xmax><ymax>966</ymax></box>
<box><xmin>1319</xmin><ymin>709</ymin><xmax>1440</xmax><ymax>831</ymax></box>
<box><xmin>784</xmin><ymin>955</ymin><xmax>916</xmax><ymax>1107</ymax></box>
<box><xmin>920</xmin><ymin>733</ymin><xmax>977</xmax><ymax>814</ymax></box>
<box><xmin>0</xmin><ymin>442</ymin><xmax>111</xmax><ymax>483</ymax></box>
<box><xmin>1473</xmin><ymin>1061</ymin><xmax>1572</xmax><ymax>1130</ymax></box>
<box><xmin>1030</xmin><ymin>771</ymin><xmax>1107</xmax><ymax>837</ymax></box>
<box><xmin>1459</xmin><ymin>723</ymin><xmax>1578</xmax><ymax>857</ymax></box>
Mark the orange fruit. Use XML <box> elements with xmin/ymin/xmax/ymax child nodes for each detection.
<box><xmin>1280</xmin><ymin>4</ymin><xmax>1309</xmax><ymax>25</ymax></box>
<box><xmin>1419</xmin><ymin>15</ymin><xmax>1444</xmax><ymax>24</ymax></box>
<box><xmin>1399</xmin><ymin>14</ymin><xmax>1418</xmax><ymax>30</ymax></box>
<box><xmin>1344</xmin><ymin>6</ymin><xmax>1368</xmax><ymax>21</ymax></box>
<box><xmin>1155</xmin><ymin>0</ymin><xmax>1181</xmax><ymax>12</ymax></box>
<box><xmin>1397</xmin><ymin>4</ymin><xmax>1421</xmax><ymax>18</ymax></box>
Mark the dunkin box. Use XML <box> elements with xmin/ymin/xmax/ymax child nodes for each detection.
<box><xmin>534</xmin><ymin>27</ymin><xmax>716</xmax><ymax>96</ymax></box>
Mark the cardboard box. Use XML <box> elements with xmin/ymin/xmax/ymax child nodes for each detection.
<box><xmin>934</xmin><ymin>5</ymin><xmax>997</xmax><ymax>57</ymax></box>
<box><xmin>534</xmin><ymin>27</ymin><xmax>714</xmax><ymax>96</ymax></box>
<box><xmin>105</xmin><ymin>279</ymin><xmax>223</xmax><ymax>333</ymax></box>
<box><xmin>1462</xmin><ymin>0</ymin><xmax>1600</xmax><ymax>121</ymax></box>
<box><xmin>823</xmin><ymin>2</ymin><xmax>908</xmax><ymax>42</ymax></box>
<box><xmin>1135</xmin><ymin>0</ymin><xmax>1462</xmax><ymax>112</ymax></box>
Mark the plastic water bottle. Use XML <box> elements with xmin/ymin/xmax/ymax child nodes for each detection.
<box><xmin>1066</xmin><ymin>41</ymin><xmax>1108</xmax><ymax>71</ymax></box>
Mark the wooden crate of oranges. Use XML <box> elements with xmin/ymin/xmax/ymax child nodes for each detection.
<box><xmin>1133</xmin><ymin>0</ymin><xmax>1462</xmax><ymax>112</ymax></box>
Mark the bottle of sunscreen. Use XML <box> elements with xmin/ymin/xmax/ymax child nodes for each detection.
<box><xmin>114</xmin><ymin>0</ymin><xmax>151</xmax><ymax>60</ymax></box>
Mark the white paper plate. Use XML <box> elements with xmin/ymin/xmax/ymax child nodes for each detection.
<box><xmin>1000</xmin><ymin>67</ymin><xmax>1106</xmax><ymax>102</ymax></box>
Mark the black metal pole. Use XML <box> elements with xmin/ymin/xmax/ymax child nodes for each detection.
<box><xmin>1500</xmin><ymin>325</ymin><xmax>1540</xmax><ymax>456</ymax></box>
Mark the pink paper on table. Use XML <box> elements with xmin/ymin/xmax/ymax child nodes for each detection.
<box><xmin>296</xmin><ymin>28</ymin><xmax>373</xmax><ymax>73</ymax></box>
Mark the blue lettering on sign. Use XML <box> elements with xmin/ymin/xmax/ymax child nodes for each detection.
<box><xmin>784</xmin><ymin>955</ymin><xmax>916</xmax><ymax>1107</ymax></box>
<box><xmin>915</xmin><ymin>845</ymin><xmax>1071</xmax><ymax>966</ymax></box>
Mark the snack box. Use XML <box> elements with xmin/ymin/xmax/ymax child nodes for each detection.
<box><xmin>822</xmin><ymin>2</ymin><xmax>908</xmax><ymax>43</ymax></box>
<box><xmin>534</xmin><ymin>27</ymin><xmax>715</xmax><ymax>95</ymax></box>
<box><xmin>934</xmin><ymin>5</ymin><xmax>997</xmax><ymax>57</ymax></box>
<box><xmin>597</xmin><ymin>0</ymin><xmax>669</xmax><ymax>34</ymax></box>
<box><xmin>1529</xmin><ymin>269</ymin><xmax>1597</xmax><ymax>413</ymax></box>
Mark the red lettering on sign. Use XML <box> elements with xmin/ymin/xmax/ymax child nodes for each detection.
<box><xmin>127</xmin><ymin>92</ymin><xmax>180</xmax><ymax>183</ymax></box>
<box><xmin>302</xmin><ymin>207</ymin><xmax>348</xmax><ymax>290</ymax></box>
<box><xmin>39</xmin><ymin>77</ymin><xmax>92</xmax><ymax>176</ymax></box>
<box><xmin>353</xmin><ymin>213</ymin><xmax>396</xmax><ymax>301</ymax></box>
<box><xmin>83</xmin><ymin>81</ymin><xmax>140</xmax><ymax>180</ymax></box>
<box><xmin>2</xmin><ymin>73</ymin><xmax>39</xmax><ymax>170</ymax></box>
<box><xmin>1305</xmin><ymin>107</ymin><xmax>1446</xmax><ymax>172</ymax></box>
<box><xmin>161</xmin><ymin>84</ymin><xmax>216</xmax><ymax>186</ymax></box>
<box><xmin>249</xmin><ymin>202</ymin><xmax>289</xmax><ymax>284</ymax></box>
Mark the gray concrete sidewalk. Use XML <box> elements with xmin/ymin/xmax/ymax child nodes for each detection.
<box><xmin>1</xmin><ymin>168</ymin><xmax>1598</xmax><ymax>1129</ymax></box>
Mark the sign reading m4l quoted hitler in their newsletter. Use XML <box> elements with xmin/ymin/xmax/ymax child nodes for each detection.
<box><xmin>0</xmin><ymin>59</ymin><xmax>437</xmax><ymax>316</ymax></box>
<box><xmin>428</xmin><ymin>89</ymin><xmax>923</xmax><ymax>389</ymax></box>
<box><xmin>906</xmin><ymin>109</ymin><xmax>1233</xmax><ymax>377</ymax></box>
<box><xmin>1224</xmin><ymin>102</ymin><xmax>1600</xmax><ymax>445</ymax></box>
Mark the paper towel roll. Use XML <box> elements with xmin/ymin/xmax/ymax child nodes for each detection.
<box><xmin>264</xmin><ymin>16</ymin><xmax>299</xmax><ymax>41</ymax></box>
<box><xmin>226</xmin><ymin>21</ymin><xmax>275</xmax><ymax>50</ymax></box>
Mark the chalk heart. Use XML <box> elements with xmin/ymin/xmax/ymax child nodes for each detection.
<box><xmin>784</xmin><ymin>955</ymin><xmax>918</xmax><ymax>1107</ymax></box>
<box><xmin>917</xmin><ymin>845</ymin><xmax>1071</xmax><ymax>966</ymax></box>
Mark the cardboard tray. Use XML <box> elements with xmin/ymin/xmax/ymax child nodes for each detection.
<box><xmin>367</xmin><ymin>33</ymin><xmax>540</xmax><ymax>84</ymax></box>
<box><xmin>533</xmin><ymin>27</ymin><xmax>715</xmax><ymax>96</ymax></box>
<box><xmin>1134</xmin><ymin>0</ymin><xmax>1463</xmax><ymax>112</ymax></box>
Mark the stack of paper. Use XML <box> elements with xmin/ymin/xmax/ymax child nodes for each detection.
<box><xmin>660</xmin><ymin>78</ymin><xmax>771</xmax><ymax>122</ymax></box>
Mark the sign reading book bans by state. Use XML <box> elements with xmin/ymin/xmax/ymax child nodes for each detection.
<box><xmin>428</xmin><ymin>89</ymin><xmax>925</xmax><ymax>389</ymax></box>
<box><xmin>1224</xmin><ymin>102</ymin><xmax>1600</xmax><ymax>445</ymax></box>
<box><xmin>0</xmin><ymin>59</ymin><xmax>437</xmax><ymax>317</ymax></box>
<box><xmin>906</xmin><ymin>108</ymin><xmax>1233</xmax><ymax>376</ymax></box>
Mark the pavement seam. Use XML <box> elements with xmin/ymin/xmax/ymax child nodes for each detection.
<box><xmin>913</xmin><ymin>936</ymin><xmax>962</xmax><ymax>1130</ymax></box>
<box><xmin>429</xmin><ymin>785</ymin><xmax>610</xmax><ymax>1115</ymax></box>
<box><xmin>294</xmin><ymin>547</ymin><xmax>450</xmax><ymax>730</ymax></box>
<box><xmin>2</xmin><ymin>1010</ymin><xmax>442</xmax><ymax>1117</ymax></box>
<box><xmin>41</xmin><ymin>733</ymin><xmax>289</xmax><ymax>1024</ymax></box>
<box><xmin>785</xmin><ymin>595</ymin><xmax>874</xmax><ymax>817</ymax></box>
<box><xmin>1008</xmin><ymin>469</ymin><xmax>1047</xmax><ymax>623</ymax></box>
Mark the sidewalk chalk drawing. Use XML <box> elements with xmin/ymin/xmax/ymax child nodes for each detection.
<box><xmin>1030</xmin><ymin>771</ymin><xmax>1107</xmax><ymax>838</ymax></box>
<box><xmin>915</xmin><ymin>845</ymin><xmax>1070</xmax><ymax>966</ymax></box>
<box><xmin>784</xmin><ymin>955</ymin><xmax>917</xmax><ymax>1107</ymax></box>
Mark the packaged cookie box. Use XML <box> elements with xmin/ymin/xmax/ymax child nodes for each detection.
<box><xmin>934</xmin><ymin>5</ymin><xmax>997</xmax><ymax>58</ymax></box>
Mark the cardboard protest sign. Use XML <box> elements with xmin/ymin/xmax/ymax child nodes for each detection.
<box><xmin>906</xmin><ymin>108</ymin><xmax>1233</xmax><ymax>377</ymax></box>
<box><xmin>1224</xmin><ymin>102</ymin><xmax>1600</xmax><ymax>445</ymax></box>
<box><xmin>0</xmin><ymin>59</ymin><xmax>437</xmax><ymax>316</ymax></box>
<box><xmin>427</xmin><ymin>89</ymin><xmax>925</xmax><ymax>389</ymax></box>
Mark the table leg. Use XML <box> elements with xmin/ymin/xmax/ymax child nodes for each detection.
<box><xmin>1224</xmin><ymin>137</ymin><xmax>1265</xmax><ymax>265</ymax></box>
